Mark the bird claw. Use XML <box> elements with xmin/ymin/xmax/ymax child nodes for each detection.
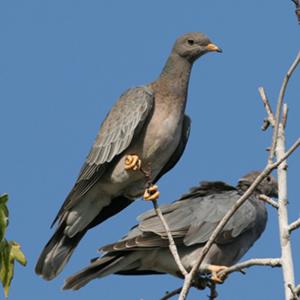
<box><xmin>124</xmin><ymin>155</ymin><xmax>142</xmax><ymax>171</ymax></box>
<box><xmin>144</xmin><ymin>185</ymin><xmax>160</xmax><ymax>201</ymax></box>
<box><xmin>124</xmin><ymin>155</ymin><xmax>158</xmax><ymax>201</ymax></box>
<box><xmin>207</xmin><ymin>264</ymin><xmax>228</xmax><ymax>284</ymax></box>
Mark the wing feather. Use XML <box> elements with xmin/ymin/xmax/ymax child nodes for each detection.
<box><xmin>52</xmin><ymin>86</ymin><xmax>154</xmax><ymax>225</ymax></box>
<box><xmin>81</xmin><ymin>86</ymin><xmax>153</xmax><ymax>173</ymax></box>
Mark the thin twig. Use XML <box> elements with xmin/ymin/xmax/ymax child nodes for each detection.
<box><xmin>259</xmin><ymin>194</ymin><xmax>279</xmax><ymax>209</ymax></box>
<box><xmin>178</xmin><ymin>139</ymin><xmax>300</xmax><ymax>300</ymax></box>
<box><xmin>137</xmin><ymin>163</ymin><xmax>188</xmax><ymax>277</ymax></box>
<box><xmin>151</xmin><ymin>199</ymin><xmax>188</xmax><ymax>276</ymax></box>
<box><xmin>160</xmin><ymin>288</ymin><xmax>182</xmax><ymax>300</ymax></box>
<box><xmin>268</xmin><ymin>51</ymin><xmax>300</xmax><ymax>164</ymax></box>
<box><xmin>219</xmin><ymin>258</ymin><xmax>281</xmax><ymax>277</ymax></box>
<box><xmin>258</xmin><ymin>86</ymin><xmax>275</xmax><ymax>127</ymax></box>
<box><xmin>283</xmin><ymin>138</ymin><xmax>300</xmax><ymax>159</ymax></box>
<box><xmin>282</xmin><ymin>103</ymin><xmax>289</xmax><ymax>129</ymax></box>
<box><xmin>288</xmin><ymin>217</ymin><xmax>300</xmax><ymax>233</ymax></box>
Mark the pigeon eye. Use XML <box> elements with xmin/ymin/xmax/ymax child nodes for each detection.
<box><xmin>266</xmin><ymin>176</ymin><xmax>271</xmax><ymax>182</ymax></box>
<box><xmin>187</xmin><ymin>39</ymin><xmax>194</xmax><ymax>45</ymax></box>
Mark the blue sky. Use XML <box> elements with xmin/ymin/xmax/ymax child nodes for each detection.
<box><xmin>0</xmin><ymin>1</ymin><xmax>299</xmax><ymax>299</ymax></box>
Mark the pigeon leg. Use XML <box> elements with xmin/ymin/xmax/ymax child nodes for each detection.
<box><xmin>124</xmin><ymin>155</ymin><xmax>159</xmax><ymax>201</ymax></box>
<box><xmin>124</xmin><ymin>154</ymin><xmax>142</xmax><ymax>171</ymax></box>
<box><xmin>207</xmin><ymin>264</ymin><xmax>228</xmax><ymax>284</ymax></box>
<box><xmin>144</xmin><ymin>185</ymin><xmax>160</xmax><ymax>201</ymax></box>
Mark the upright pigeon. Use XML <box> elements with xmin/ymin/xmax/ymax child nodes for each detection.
<box><xmin>35</xmin><ymin>32</ymin><xmax>222</xmax><ymax>280</ymax></box>
<box><xmin>63</xmin><ymin>171</ymin><xmax>278</xmax><ymax>291</ymax></box>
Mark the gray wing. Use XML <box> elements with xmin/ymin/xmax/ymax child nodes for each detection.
<box><xmin>53</xmin><ymin>86</ymin><xmax>154</xmax><ymax>224</ymax></box>
<box><xmin>182</xmin><ymin>191</ymin><xmax>257</xmax><ymax>245</ymax></box>
<box><xmin>101</xmin><ymin>182</ymin><xmax>258</xmax><ymax>252</ymax></box>
<box><xmin>154</xmin><ymin>115</ymin><xmax>191</xmax><ymax>183</ymax></box>
<box><xmin>79</xmin><ymin>86</ymin><xmax>154</xmax><ymax>181</ymax></box>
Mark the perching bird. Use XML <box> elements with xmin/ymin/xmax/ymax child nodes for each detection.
<box><xmin>63</xmin><ymin>171</ymin><xmax>278</xmax><ymax>291</ymax></box>
<box><xmin>35</xmin><ymin>32</ymin><xmax>222</xmax><ymax>280</ymax></box>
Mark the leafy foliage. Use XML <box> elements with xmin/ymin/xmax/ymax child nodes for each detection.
<box><xmin>0</xmin><ymin>194</ymin><xmax>26</xmax><ymax>298</ymax></box>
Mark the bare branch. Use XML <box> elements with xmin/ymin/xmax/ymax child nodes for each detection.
<box><xmin>260</xmin><ymin>51</ymin><xmax>300</xmax><ymax>300</ymax></box>
<box><xmin>282</xmin><ymin>103</ymin><xmax>288</xmax><ymax>129</ymax></box>
<box><xmin>137</xmin><ymin>164</ymin><xmax>188</xmax><ymax>278</ymax></box>
<box><xmin>219</xmin><ymin>258</ymin><xmax>281</xmax><ymax>277</ymax></box>
<box><xmin>258</xmin><ymin>86</ymin><xmax>275</xmax><ymax>128</ymax></box>
<box><xmin>276</xmin><ymin>123</ymin><xmax>296</xmax><ymax>300</ymax></box>
<box><xmin>151</xmin><ymin>199</ymin><xmax>188</xmax><ymax>277</ymax></box>
<box><xmin>160</xmin><ymin>288</ymin><xmax>182</xmax><ymax>300</ymax></box>
<box><xmin>259</xmin><ymin>194</ymin><xmax>279</xmax><ymax>209</ymax></box>
<box><xmin>280</xmin><ymin>137</ymin><xmax>300</xmax><ymax>163</ymax></box>
<box><xmin>288</xmin><ymin>217</ymin><xmax>300</xmax><ymax>233</ymax></box>
<box><xmin>269</xmin><ymin>51</ymin><xmax>300</xmax><ymax>164</ymax></box>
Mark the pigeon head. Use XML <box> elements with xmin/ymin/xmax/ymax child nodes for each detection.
<box><xmin>237</xmin><ymin>171</ymin><xmax>278</xmax><ymax>198</ymax></box>
<box><xmin>172</xmin><ymin>32</ymin><xmax>222</xmax><ymax>62</ymax></box>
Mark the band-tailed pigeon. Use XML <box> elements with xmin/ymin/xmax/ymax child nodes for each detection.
<box><xmin>63</xmin><ymin>171</ymin><xmax>278</xmax><ymax>291</ymax></box>
<box><xmin>35</xmin><ymin>32</ymin><xmax>222</xmax><ymax>280</ymax></box>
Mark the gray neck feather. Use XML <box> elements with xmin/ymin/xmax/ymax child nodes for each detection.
<box><xmin>160</xmin><ymin>53</ymin><xmax>193</xmax><ymax>85</ymax></box>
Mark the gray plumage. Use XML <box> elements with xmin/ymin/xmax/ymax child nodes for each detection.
<box><xmin>35</xmin><ymin>32</ymin><xmax>221</xmax><ymax>280</ymax></box>
<box><xmin>63</xmin><ymin>171</ymin><xmax>278</xmax><ymax>291</ymax></box>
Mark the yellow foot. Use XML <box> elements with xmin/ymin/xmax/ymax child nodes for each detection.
<box><xmin>207</xmin><ymin>264</ymin><xmax>228</xmax><ymax>284</ymax></box>
<box><xmin>144</xmin><ymin>185</ymin><xmax>160</xmax><ymax>201</ymax></box>
<box><xmin>124</xmin><ymin>154</ymin><xmax>141</xmax><ymax>171</ymax></box>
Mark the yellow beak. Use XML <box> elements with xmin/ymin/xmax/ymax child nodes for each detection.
<box><xmin>206</xmin><ymin>43</ymin><xmax>222</xmax><ymax>53</ymax></box>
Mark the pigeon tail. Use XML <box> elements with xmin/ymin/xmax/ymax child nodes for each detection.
<box><xmin>35</xmin><ymin>221</ymin><xmax>86</xmax><ymax>280</ymax></box>
<box><xmin>63</xmin><ymin>254</ymin><xmax>136</xmax><ymax>290</ymax></box>
<box><xmin>35</xmin><ymin>196</ymin><xmax>134</xmax><ymax>280</ymax></box>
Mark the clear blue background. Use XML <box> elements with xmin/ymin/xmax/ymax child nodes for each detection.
<box><xmin>0</xmin><ymin>1</ymin><xmax>299</xmax><ymax>299</ymax></box>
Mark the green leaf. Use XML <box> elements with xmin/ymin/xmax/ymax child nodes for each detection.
<box><xmin>10</xmin><ymin>242</ymin><xmax>27</xmax><ymax>266</ymax></box>
<box><xmin>0</xmin><ymin>195</ymin><xmax>8</xmax><ymax>206</ymax></box>
<box><xmin>0</xmin><ymin>195</ymin><xmax>27</xmax><ymax>298</ymax></box>
<box><xmin>0</xmin><ymin>241</ymin><xmax>27</xmax><ymax>298</ymax></box>
<box><xmin>0</xmin><ymin>194</ymin><xmax>9</xmax><ymax>242</ymax></box>
<box><xmin>0</xmin><ymin>240</ymin><xmax>12</xmax><ymax>298</ymax></box>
